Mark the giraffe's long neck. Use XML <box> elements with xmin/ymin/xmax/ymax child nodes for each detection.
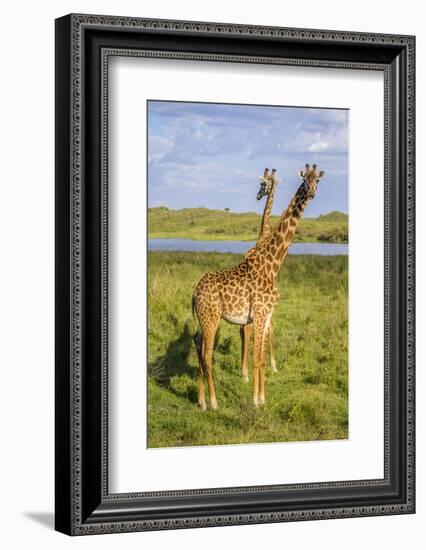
<box><xmin>260</xmin><ymin>181</ymin><xmax>311</xmax><ymax>278</ymax></box>
<box><xmin>257</xmin><ymin>183</ymin><xmax>276</xmax><ymax>246</ymax></box>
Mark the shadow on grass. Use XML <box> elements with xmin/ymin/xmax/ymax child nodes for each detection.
<box><xmin>148</xmin><ymin>319</ymin><xmax>198</xmax><ymax>403</ymax></box>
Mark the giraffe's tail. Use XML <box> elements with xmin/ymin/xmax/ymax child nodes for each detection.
<box><xmin>191</xmin><ymin>294</ymin><xmax>198</xmax><ymax>324</ymax></box>
<box><xmin>191</xmin><ymin>294</ymin><xmax>201</xmax><ymax>354</ymax></box>
<box><xmin>191</xmin><ymin>294</ymin><xmax>196</xmax><ymax>320</ymax></box>
<box><xmin>191</xmin><ymin>293</ymin><xmax>200</xmax><ymax>330</ymax></box>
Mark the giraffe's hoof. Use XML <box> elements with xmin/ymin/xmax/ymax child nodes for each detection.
<box><xmin>270</xmin><ymin>360</ymin><xmax>277</xmax><ymax>372</ymax></box>
<box><xmin>210</xmin><ymin>398</ymin><xmax>218</xmax><ymax>410</ymax></box>
<box><xmin>253</xmin><ymin>396</ymin><xmax>259</xmax><ymax>407</ymax></box>
<box><xmin>243</xmin><ymin>374</ymin><xmax>249</xmax><ymax>383</ymax></box>
<box><xmin>199</xmin><ymin>401</ymin><xmax>207</xmax><ymax>411</ymax></box>
<box><xmin>259</xmin><ymin>396</ymin><xmax>265</xmax><ymax>405</ymax></box>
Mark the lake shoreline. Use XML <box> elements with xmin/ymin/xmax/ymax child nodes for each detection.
<box><xmin>149</xmin><ymin>233</ymin><xmax>349</xmax><ymax>244</ymax></box>
<box><xmin>148</xmin><ymin>238</ymin><xmax>348</xmax><ymax>256</ymax></box>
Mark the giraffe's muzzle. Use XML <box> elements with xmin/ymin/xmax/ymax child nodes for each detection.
<box><xmin>257</xmin><ymin>182</ymin><xmax>267</xmax><ymax>200</ymax></box>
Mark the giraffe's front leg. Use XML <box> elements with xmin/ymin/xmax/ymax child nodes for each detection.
<box><xmin>240</xmin><ymin>323</ymin><xmax>252</xmax><ymax>383</ymax></box>
<box><xmin>259</xmin><ymin>313</ymin><xmax>274</xmax><ymax>403</ymax></box>
<box><xmin>252</xmin><ymin>316</ymin><xmax>268</xmax><ymax>406</ymax></box>
<box><xmin>258</xmin><ymin>331</ymin><xmax>269</xmax><ymax>405</ymax></box>
<box><xmin>268</xmin><ymin>320</ymin><xmax>277</xmax><ymax>373</ymax></box>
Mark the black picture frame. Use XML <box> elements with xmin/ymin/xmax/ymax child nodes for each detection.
<box><xmin>55</xmin><ymin>13</ymin><xmax>415</xmax><ymax>536</ymax></box>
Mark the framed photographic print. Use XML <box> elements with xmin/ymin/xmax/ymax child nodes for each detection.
<box><xmin>55</xmin><ymin>14</ymin><xmax>415</xmax><ymax>535</ymax></box>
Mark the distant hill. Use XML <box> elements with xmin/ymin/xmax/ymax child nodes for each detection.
<box><xmin>318</xmin><ymin>211</ymin><xmax>348</xmax><ymax>222</ymax></box>
<box><xmin>148</xmin><ymin>207</ymin><xmax>348</xmax><ymax>243</ymax></box>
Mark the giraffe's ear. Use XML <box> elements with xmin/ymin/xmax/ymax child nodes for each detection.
<box><xmin>298</xmin><ymin>170</ymin><xmax>304</xmax><ymax>178</ymax></box>
<box><xmin>318</xmin><ymin>170</ymin><xmax>325</xmax><ymax>178</ymax></box>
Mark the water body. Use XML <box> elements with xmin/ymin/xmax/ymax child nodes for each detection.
<box><xmin>148</xmin><ymin>238</ymin><xmax>348</xmax><ymax>256</ymax></box>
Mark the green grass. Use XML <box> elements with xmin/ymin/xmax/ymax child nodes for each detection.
<box><xmin>148</xmin><ymin>207</ymin><xmax>348</xmax><ymax>243</ymax></box>
<box><xmin>148</xmin><ymin>251</ymin><xmax>348</xmax><ymax>448</ymax></box>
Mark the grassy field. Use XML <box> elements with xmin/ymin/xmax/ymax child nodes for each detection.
<box><xmin>147</xmin><ymin>251</ymin><xmax>348</xmax><ymax>448</ymax></box>
<box><xmin>148</xmin><ymin>207</ymin><xmax>348</xmax><ymax>243</ymax></box>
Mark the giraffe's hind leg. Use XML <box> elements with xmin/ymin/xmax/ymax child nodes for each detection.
<box><xmin>200</xmin><ymin>324</ymin><xmax>219</xmax><ymax>410</ymax></box>
<box><xmin>193</xmin><ymin>280</ymin><xmax>221</xmax><ymax>410</ymax></box>
<box><xmin>194</xmin><ymin>333</ymin><xmax>207</xmax><ymax>410</ymax></box>
<box><xmin>195</xmin><ymin>307</ymin><xmax>220</xmax><ymax>410</ymax></box>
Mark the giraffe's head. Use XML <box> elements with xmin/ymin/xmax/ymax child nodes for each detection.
<box><xmin>298</xmin><ymin>164</ymin><xmax>325</xmax><ymax>200</ymax></box>
<box><xmin>257</xmin><ymin>168</ymin><xmax>278</xmax><ymax>200</ymax></box>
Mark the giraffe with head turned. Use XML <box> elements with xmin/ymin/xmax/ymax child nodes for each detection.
<box><xmin>240</xmin><ymin>168</ymin><xmax>279</xmax><ymax>381</ymax></box>
<box><xmin>192</xmin><ymin>164</ymin><xmax>325</xmax><ymax>409</ymax></box>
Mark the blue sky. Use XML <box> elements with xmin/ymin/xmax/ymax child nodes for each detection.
<box><xmin>147</xmin><ymin>101</ymin><xmax>348</xmax><ymax>217</ymax></box>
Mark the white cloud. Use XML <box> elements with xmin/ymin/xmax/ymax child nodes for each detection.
<box><xmin>148</xmin><ymin>135</ymin><xmax>173</xmax><ymax>164</ymax></box>
<box><xmin>308</xmin><ymin>140</ymin><xmax>329</xmax><ymax>152</ymax></box>
<box><xmin>147</xmin><ymin>102</ymin><xmax>349</xmax><ymax>212</ymax></box>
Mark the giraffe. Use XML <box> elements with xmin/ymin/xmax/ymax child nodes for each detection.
<box><xmin>240</xmin><ymin>168</ymin><xmax>279</xmax><ymax>382</ymax></box>
<box><xmin>192</xmin><ymin>164</ymin><xmax>325</xmax><ymax>409</ymax></box>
